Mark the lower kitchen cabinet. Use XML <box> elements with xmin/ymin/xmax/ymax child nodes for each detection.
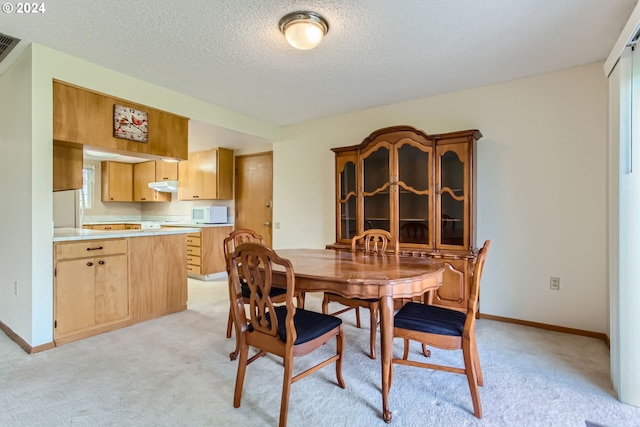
<box><xmin>187</xmin><ymin>226</ymin><xmax>231</xmax><ymax>276</ymax></box>
<box><xmin>53</xmin><ymin>233</ymin><xmax>189</xmax><ymax>346</ymax></box>
<box><xmin>54</xmin><ymin>239</ymin><xmax>129</xmax><ymax>340</ymax></box>
<box><xmin>128</xmin><ymin>234</ymin><xmax>188</xmax><ymax>320</ymax></box>
<box><xmin>83</xmin><ymin>224</ymin><xmax>126</xmax><ymax>231</ymax></box>
<box><xmin>186</xmin><ymin>231</ymin><xmax>202</xmax><ymax>275</ymax></box>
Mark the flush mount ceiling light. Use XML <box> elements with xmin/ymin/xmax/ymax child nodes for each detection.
<box><xmin>279</xmin><ymin>11</ymin><xmax>329</xmax><ymax>50</ymax></box>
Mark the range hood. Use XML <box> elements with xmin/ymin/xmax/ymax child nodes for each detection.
<box><xmin>148</xmin><ymin>180</ymin><xmax>178</xmax><ymax>193</ymax></box>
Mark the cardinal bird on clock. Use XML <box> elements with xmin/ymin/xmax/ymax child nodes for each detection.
<box><xmin>131</xmin><ymin>114</ymin><xmax>146</xmax><ymax>127</ymax></box>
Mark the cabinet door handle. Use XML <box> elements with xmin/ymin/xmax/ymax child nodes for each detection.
<box><xmin>86</xmin><ymin>262</ymin><xmax>93</xmax><ymax>267</ymax></box>
<box><xmin>87</xmin><ymin>246</ymin><xmax>104</xmax><ymax>251</ymax></box>
<box><xmin>98</xmin><ymin>260</ymin><xmax>105</xmax><ymax>265</ymax></box>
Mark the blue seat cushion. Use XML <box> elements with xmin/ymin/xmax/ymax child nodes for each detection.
<box><xmin>394</xmin><ymin>302</ymin><xmax>466</xmax><ymax>336</ymax></box>
<box><xmin>274</xmin><ymin>306</ymin><xmax>342</xmax><ymax>344</ymax></box>
<box><xmin>241</xmin><ymin>283</ymin><xmax>287</xmax><ymax>299</ymax></box>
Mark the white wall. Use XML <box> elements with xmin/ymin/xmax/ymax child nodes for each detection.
<box><xmin>273</xmin><ymin>63</ymin><xmax>608</xmax><ymax>333</ymax></box>
<box><xmin>0</xmin><ymin>45</ymin><xmax>35</xmax><ymax>343</ymax></box>
<box><xmin>0</xmin><ymin>44</ymin><xmax>280</xmax><ymax>347</ymax></box>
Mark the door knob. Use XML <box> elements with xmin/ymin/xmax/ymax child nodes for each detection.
<box><xmin>264</xmin><ymin>221</ymin><xmax>271</xmax><ymax>227</ymax></box>
<box><xmin>265</xmin><ymin>202</ymin><xmax>271</xmax><ymax>208</ymax></box>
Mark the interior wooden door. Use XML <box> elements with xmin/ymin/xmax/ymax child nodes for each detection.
<box><xmin>235</xmin><ymin>152</ymin><xmax>273</xmax><ymax>246</ymax></box>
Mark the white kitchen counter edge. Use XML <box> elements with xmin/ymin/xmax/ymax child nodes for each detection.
<box><xmin>82</xmin><ymin>222</ymin><xmax>234</xmax><ymax>228</ymax></box>
<box><xmin>53</xmin><ymin>227</ymin><xmax>202</xmax><ymax>242</ymax></box>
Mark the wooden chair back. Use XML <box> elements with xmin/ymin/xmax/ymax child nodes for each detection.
<box><xmin>465</xmin><ymin>239</ymin><xmax>491</xmax><ymax>329</ymax></box>
<box><xmin>228</xmin><ymin>242</ymin><xmax>345</xmax><ymax>426</ymax></box>
<box><xmin>228</xmin><ymin>242</ymin><xmax>297</xmax><ymax>345</ymax></box>
<box><xmin>351</xmin><ymin>229</ymin><xmax>399</xmax><ymax>254</ymax></box>
<box><xmin>391</xmin><ymin>239</ymin><xmax>491</xmax><ymax>418</ymax></box>
<box><xmin>223</xmin><ymin>229</ymin><xmax>265</xmax><ymax>273</ymax></box>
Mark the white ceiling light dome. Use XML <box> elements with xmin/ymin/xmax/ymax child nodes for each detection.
<box><xmin>279</xmin><ymin>11</ymin><xmax>329</xmax><ymax>50</ymax></box>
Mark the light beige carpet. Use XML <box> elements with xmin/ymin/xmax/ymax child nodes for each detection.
<box><xmin>1</xmin><ymin>278</ymin><xmax>639</xmax><ymax>427</ymax></box>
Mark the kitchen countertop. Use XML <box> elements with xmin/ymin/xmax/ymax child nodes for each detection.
<box><xmin>82</xmin><ymin>221</ymin><xmax>234</xmax><ymax>228</ymax></box>
<box><xmin>155</xmin><ymin>222</ymin><xmax>234</xmax><ymax>228</ymax></box>
<box><xmin>53</xmin><ymin>227</ymin><xmax>201</xmax><ymax>242</ymax></box>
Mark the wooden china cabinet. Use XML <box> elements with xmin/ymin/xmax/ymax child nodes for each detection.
<box><xmin>329</xmin><ymin>126</ymin><xmax>482</xmax><ymax>312</ymax></box>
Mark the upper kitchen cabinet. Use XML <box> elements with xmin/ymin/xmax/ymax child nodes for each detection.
<box><xmin>155</xmin><ymin>160</ymin><xmax>178</xmax><ymax>181</ymax></box>
<box><xmin>53</xmin><ymin>142</ymin><xmax>83</xmax><ymax>192</ymax></box>
<box><xmin>53</xmin><ymin>80</ymin><xmax>188</xmax><ymax>160</ymax></box>
<box><xmin>178</xmin><ymin>148</ymin><xmax>233</xmax><ymax>200</ymax></box>
<box><xmin>101</xmin><ymin>161</ymin><xmax>133</xmax><ymax>202</ymax></box>
<box><xmin>133</xmin><ymin>161</ymin><xmax>171</xmax><ymax>202</ymax></box>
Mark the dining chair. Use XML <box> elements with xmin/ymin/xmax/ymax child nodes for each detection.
<box><xmin>390</xmin><ymin>240</ymin><xmax>490</xmax><ymax>418</ymax></box>
<box><xmin>224</xmin><ymin>229</ymin><xmax>305</xmax><ymax>361</ymax></box>
<box><xmin>322</xmin><ymin>229</ymin><xmax>399</xmax><ymax>359</ymax></box>
<box><xmin>228</xmin><ymin>242</ymin><xmax>345</xmax><ymax>427</ymax></box>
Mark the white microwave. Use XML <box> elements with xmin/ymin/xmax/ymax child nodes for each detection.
<box><xmin>191</xmin><ymin>206</ymin><xmax>227</xmax><ymax>224</ymax></box>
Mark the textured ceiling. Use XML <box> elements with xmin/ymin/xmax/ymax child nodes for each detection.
<box><xmin>0</xmin><ymin>0</ymin><xmax>636</xmax><ymax>126</ymax></box>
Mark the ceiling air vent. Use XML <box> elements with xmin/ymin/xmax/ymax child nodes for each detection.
<box><xmin>0</xmin><ymin>33</ymin><xmax>20</xmax><ymax>64</ymax></box>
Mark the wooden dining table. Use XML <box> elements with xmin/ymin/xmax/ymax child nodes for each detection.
<box><xmin>273</xmin><ymin>248</ymin><xmax>444</xmax><ymax>423</ymax></box>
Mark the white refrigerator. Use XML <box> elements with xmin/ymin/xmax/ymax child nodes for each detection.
<box><xmin>53</xmin><ymin>189</ymin><xmax>82</xmax><ymax>228</ymax></box>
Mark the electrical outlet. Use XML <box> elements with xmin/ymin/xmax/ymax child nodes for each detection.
<box><xmin>14</xmin><ymin>281</ymin><xmax>18</xmax><ymax>296</ymax></box>
<box><xmin>550</xmin><ymin>276</ymin><xmax>560</xmax><ymax>290</ymax></box>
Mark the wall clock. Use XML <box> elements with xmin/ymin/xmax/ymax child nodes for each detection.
<box><xmin>113</xmin><ymin>104</ymin><xmax>148</xmax><ymax>142</ymax></box>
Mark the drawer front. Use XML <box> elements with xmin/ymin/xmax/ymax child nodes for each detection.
<box><xmin>92</xmin><ymin>224</ymin><xmax>126</xmax><ymax>231</ymax></box>
<box><xmin>187</xmin><ymin>246</ymin><xmax>202</xmax><ymax>256</ymax></box>
<box><xmin>55</xmin><ymin>239</ymin><xmax>128</xmax><ymax>260</ymax></box>
<box><xmin>187</xmin><ymin>264</ymin><xmax>202</xmax><ymax>275</ymax></box>
<box><xmin>186</xmin><ymin>236</ymin><xmax>201</xmax><ymax>246</ymax></box>
<box><xmin>187</xmin><ymin>231</ymin><xmax>202</xmax><ymax>238</ymax></box>
<box><xmin>187</xmin><ymin>255</ymin><xmax>202</xmax><ymax>266</ymax></box>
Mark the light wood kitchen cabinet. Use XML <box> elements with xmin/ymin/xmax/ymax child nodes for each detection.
<box><xmin>199</xmin><ymin>226</ymin><xmax>232</xmax><ymax>275</ymax></box>
<box><xmin>53</xmin><ymin>143</ymin><xmax>83</xmax><ymax>192</ymax></box>
<box><xmin>133</xmin><ymin>161</ymin><xmax>171</xmax><ymax>202</ymax></box>
<box><xmin>83</xmin><ymin>224</ymin><xmax>126</xmax><ymax>231</ymax></box>
<box><xmin>53</xmin><ymin>80</ymin><xmax>188</xmax><ymax>160</ymax></box>
<box><xmin>178</xmin><ymin>148</ymin><xmax>233</xmax><ymax>200</ymax></box>
<box><xmin>186</xmin><ymin>231</ymin><xmax>202</xmax><ymax>275</ymax></box>
<box><xmin>155</xmin><ymin>160</ymin><xmax>178</xmax><ymax>181</ymax></box>
<box><xmin>54</xmin><ymin>239</ymin><xmax>129</xmax><ymax>339</ymax></box>
<box><xmin>170</xmin><ymin>226</ymin><xmax>231</xmax><ymax>276</ymax></box>
<box><xmin>101</xmin><ymin>161</ymin><xmax>133</xmax><ymax>202</ymax></box>
<box><xmin>53</xmin><ymin>233</ymin><xmax>190</xmax><ymax>346</ymax></box>
<box><xmin>330</xmin><ymin>126</ymin><xmax>482</xmax><ymax>311</ymax></box>
<box><xmin>128</xmin><ymin>234</ymin><xmax>188</xmax><ymax>320</ymax></box>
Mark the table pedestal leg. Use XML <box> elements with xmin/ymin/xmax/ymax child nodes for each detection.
<box><xmin>380</xmin><ymin>295</ymin><xmax>393</xmax><ymax>422</ymax></box>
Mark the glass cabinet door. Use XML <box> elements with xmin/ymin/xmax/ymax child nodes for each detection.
<box><xmin>397</xmin><ymin>142</ymin><xmax>431</xmax><ymax>246</ymax></box>
<box><xmin>362</xmin><ymin>145</ymin><xmax>391</xmax><ymax>232</ymax></box>
<box><xmin>337</xmin><ymin>159</ymin><xmax>357</xmax><ymax>241</ymax></box>
<box><xmin>436</xmin><ymin>144</ymin><xmax>469</xmax><ymax>249</ymax></box>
